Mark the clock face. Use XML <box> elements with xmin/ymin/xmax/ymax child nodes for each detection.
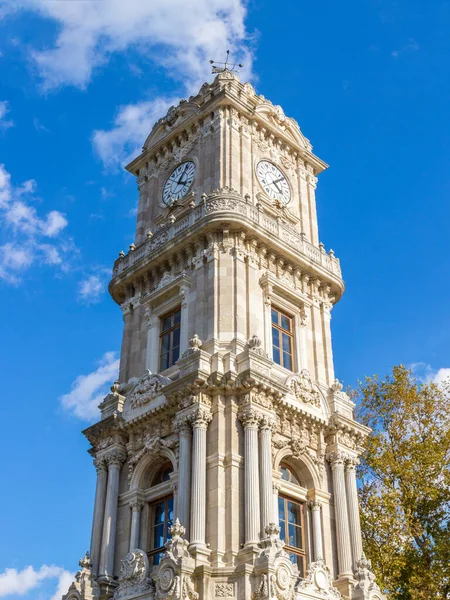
<box><xmin>256</xmin><ymin>160</ymin><xmax>291</xmax><ymax>205</ymax></box>
<box><xmin>162</xmin><ymin>161</ymin><xmax>196</xmax><ymax>205</ymax></box>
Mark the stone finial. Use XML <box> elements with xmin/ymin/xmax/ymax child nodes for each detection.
<box><xmin>247</xmin><ymin>334</ymin><xmax>262</xmax><ymax>350</ymax></box>
<box><xmin>331</xmin><ymin>378</ymin><xmax>343</xmax><ymax>393</ymax></box>
<box><xmin>129</xmin><ymin>243</ymin><xmax>136</xmax><ymax>252</ymax></box>
<box><xmin>119</xmin><ymin>250</ymin><xmax>125</xmax><ymax>258</ymax></box>
<box><xmin>79</xmin><ymin>551</ymin><xmax>92</xmax><ymax>569</ymax></box>
<box><xmin>189</xmin><ymin>334</ymin><xmax>202</xmax><ymax>351</ymax></box>
<box><xmin>169</xmin><ymin>518</ymin><xmax>186</xmax><ymax>539</ymax></box>
<box><xmin>110</xmin><ymin>380</ymin><xmax>120</xmax><ymax>395</ymax></box>
<box><xmin>146</xmin><ymin>230</ymin><xmax>153</xmax><ymax>239</ymax></box>
<box><xmin>329</xmin><ymin>248</ymin><xmax>335</xmax><ymax>258</ymax></box>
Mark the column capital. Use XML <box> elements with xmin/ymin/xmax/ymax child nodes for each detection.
<box><xmin>238</xmin><ymin>406</ymin><xmax>261</xmax><ymax>429</ymax></box>
<box><xmin>308</xmin><ymin>499</ymin><xmax>322</xmax><ymax>511</ymax></box>
<box><xmin>173</xmin><ymin>414</ymin><xmax>192</xmax><ymax>434</ymax></box>
<box><xmin>93</xmin><ymin>457</ymin><xmax>108</xmax><ymax>473</ymax></box>
<box><xmin>104</xmin><ymin>448</ymin><xmax>127</xmax><ymax>468</ymax></box>
<box><xmin>345</xmin><ymin>456</ymin><xmax>360</xmax><ymax>471</ymax></box>
<box><xmin>129</xmin><ymin>499</ymin><xmax>144</xmax><ymax>512</ymax></box>
<box><xmin>259</xmin><ymin>414</ymin><xmax>277</xmax><ymax>432</ymax></box>
<box><xmin>189</xmin><ymin>406</ymin><xmax>212</xmax><ymax>429</ymax></box>
<box><xmin>326</xmin><ymin>451</ymin><xmax>347</xmax><ymax>469</ymax></box>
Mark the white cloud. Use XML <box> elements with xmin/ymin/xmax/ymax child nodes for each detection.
<box><xmin>78</xmin><ymin>273</ymin><xmax>104</xmax><ymax>304</ymax></box>
<box><xmin>410</xmin><ymin>362</ymin><xmax>450</xmax><ymax>385</ymax></box>
<box><xmin>0</xmin><ymin>564</ymin><xmax>73</xmax><ymax>598</ymax></box>
<box><xmin>0</xmin><ymin>100</ymin><xmax>13</xmax><ymax>129</ymax></box>
<box><xmin>2</xmin><ymin>0</ymin><xmax>253</xmax><ymax>167</ymax></box>
<box><xmin>60</xmin><ymin>351</ymin><xmax>120</xmax><ymax>421</ymax></box>
<box><xmin>2</xmin><ymin>0</ymin><xmax>252</xmax><ymax>90</ymax></box>
<box><xmin>0</xmin><ymin>164</ymin><xmax>70</xmax><ymax>283</ymax></box>
<box><xmin>92</xmin><ymin>97</ymin><xmax>176</xmax><ymax>167</ymax></box>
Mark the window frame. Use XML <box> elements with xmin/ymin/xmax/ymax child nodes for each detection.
<box><xmin>278</xmin><ymin>493</ymin><xmax>307</xmax><ymax>577</ymax></box>
<box><xmin>147</xmin><ymin>494</ymin><xmax>174</xmax><ymax>567</ymax></box>
<box><xmin>271</xmin><ymin>306</ymin><xmax>295</xmax><ymax>371</ymax></box>
<box><xmin>159</xmin><ymin>306</ymin><xmax>181</xmax><ymax>371</ymax></box>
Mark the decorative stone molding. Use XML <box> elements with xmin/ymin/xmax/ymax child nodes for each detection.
<box><xmin>128</xmin><ymin>434</ymin><xmax>178</xmax><ymax>485</ymax></box>
<box><xmin>296</xmin><ymin>559</ymin><xmax>343</xmax><ymax>598</ymax></box>
<box><xmin>113</xmin><ymin>550</ymin><xmax>153</xmax><ymax>599</ymax></box>
<box><xmin>62</xmin><ymin>552</ymin><xmax>100</xmax><ymax>600</ymax></box>
<box><xmin>127</xmin><ymin>370</ymin><xmax>172</xmax><ymax>409</ymax></box>
<box><xmin>286</xmin><ymin>370</ymin><xmax>321</xmax><ymax>408</ymax></box>
<box><xmin>215</xmin><ymin>582</ymin><xmax>235</xmax><ymax>597</ymax></box>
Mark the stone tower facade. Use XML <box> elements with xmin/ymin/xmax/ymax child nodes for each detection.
<box><xmin>63</xmin><ymin>72</ymin><xmax>386</xmax><ymax>600</ymax></box>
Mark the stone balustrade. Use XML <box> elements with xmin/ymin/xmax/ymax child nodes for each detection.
<box><xmin>111</xmin><ymin>191</ymin><xmax>341</xmax><ymax>280</ymax></box>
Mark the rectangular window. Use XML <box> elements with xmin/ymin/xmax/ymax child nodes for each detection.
<box><xmin>271</xmin><ymin>308</ymin><xmax>294</xmax><ymax>371</ymax></box>
<box><xmin>159</xmin><ymin>307</ymin><xmax>181</xmax><ymax>371</ymax></box>
<box><xmin>278</xmin><ymin>495</ymin><xmax>306</xmax><ymax>577</ymax></box>
<box><xmin>148</xmin><ymin>495</ymin><xmax>174</xmax><ymax>567</ymax></box>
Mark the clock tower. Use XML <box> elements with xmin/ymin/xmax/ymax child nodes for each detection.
<box><xmin>62</xmin><ymin>71</ymin><xmax>386</xmax><ymax>600</ymax></box>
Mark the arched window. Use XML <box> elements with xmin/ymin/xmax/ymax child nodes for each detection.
<box><xmin>147</xmin><ymin>463</ymin><xmax>174</xmax><ymax>566</ymax></box>
<box><xmin>278</xmin><ymin>463</ymin><xmax>306</xmax><ymax>576</ymax></box>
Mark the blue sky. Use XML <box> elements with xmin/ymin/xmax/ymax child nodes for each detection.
<box><xmin>1</xmin><ymin>0</ymin><xmax>449</xmax><ymax>597</ymax></box>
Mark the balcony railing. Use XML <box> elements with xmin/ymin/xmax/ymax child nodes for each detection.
<box><xmin>112</xmin><ymin>193</ymin><xmax>341</xmax><ymax>279</ymax></box>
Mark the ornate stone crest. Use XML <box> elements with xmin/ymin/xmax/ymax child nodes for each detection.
<box><xmin>286</xmin><ymin>370</ymin><xmax>321</xmax><ymax>408</ymax></box>
<box><xmin>128</xmin><ymin>434</ymin><xmax>178</xmax><ymax>485</ymax></box>
<box><xmin>113</xmin><ymin>550</ymin><xmax>153</xmax><ymax>599</ymax></box>
<box><xmin>127</xmin><ymin>370</ymin><xmax>171</xmax><ymax>409</ymax></box>
<box><xmin>296</xmin><ymin>559</ymin><xmax>342</xmax><ymax>598</ymax></box>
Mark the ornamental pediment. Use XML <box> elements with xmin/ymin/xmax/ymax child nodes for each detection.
<box><xmin>253</xmin><ymin>101</ymin><xmax>311</xmax><ymax>151</ymax></box>
<box><xmin>143</xmin><ymin>100</ymin><xmax>201</xmax><ymax>150</ymax></box>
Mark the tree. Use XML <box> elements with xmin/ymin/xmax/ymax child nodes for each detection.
<box><xmin>356</xmin><ymin>365</ymin><xmax>450</xmax><ymax>599</ymax></box>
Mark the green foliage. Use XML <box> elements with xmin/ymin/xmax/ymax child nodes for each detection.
<box><xmin>356</xmin><ymin>365</ymin><xmax>450</xmax><ymax>599</ymax></box>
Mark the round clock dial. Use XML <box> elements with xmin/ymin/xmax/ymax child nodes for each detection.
<box><xmin>256</xmin><ymin>160</ymin><xmax>291</xmax><ymax>205</ymax></box>
<box><xmin>162</xmin><ymin>161</ymin><xmax>196</xmax><ymax>205</ymax></box>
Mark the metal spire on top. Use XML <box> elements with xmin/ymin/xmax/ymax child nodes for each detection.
<box><xmin>210</xmin><ymin>50</ymin><xmax>243</xmax><ymax>74</ymax></box>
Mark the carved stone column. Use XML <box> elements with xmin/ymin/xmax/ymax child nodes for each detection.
<box><xmin>272</xmin><ymin>481</ymin><xmax>281</xmax><ymax>524</ymax></box>
<box><xmin>327</xmin><ymin>452</ymin><xmax>353</xmax><ymax>578</ymax></box>
<box><xmin>129</xmin><ymin>500</ymin><xmax>144</xmax><ymax>550</ymax></box>
<box><xmin>179</xmin><ymin>284</ymin><xmax>190</xmax><ymax>356</ymax></box>
<box><xmin>189</xmin><ymin>407</ymin><xmax>212</xmax><ymax>551</ymax></box>
<box><xmin>259</xmin><ymin>415</ymin><xmax>276</xmax><ymax>535</ymax></box>
<box><xmin>99</xmin><ymin>448</ymin><xmax>126</xmax><ymax>578</ymax></box>
<box><xmin>345</xmin><ymin>457</ymin><xmax>363</xmax><ymax>570</ymax></box>
<box><xmin>239</xmin><ymin>407</ymin><xmax>261</xmax><ymax>547</ymax></box>
<box><xmin>175</xmin><ymin>419</ymin><xmax>192</xmax><ymax>536</ymax></box>
<box><xmin>308</xmin><ymin>500</ymin><xmax>324</xmax><ymax>561</ymax></box>
<box><xmin>90</xmin><ymin>457</ymin><xmax>108</xmax><ymax>575</ymax></box>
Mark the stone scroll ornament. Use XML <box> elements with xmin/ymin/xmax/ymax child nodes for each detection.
<box><xmin>127</xmin><ymin>370</ymin><xmax>172</xmax><ymax>409</ymax></box>
<box><xmin>287</xmin><ymin>369</ymin><xmax>321</xmax><ymax>408</ymax></box>
<box><xmin>113</xmin><ymin>549</ymin><xmax>153</xmax><ymax>599</ymax></box>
